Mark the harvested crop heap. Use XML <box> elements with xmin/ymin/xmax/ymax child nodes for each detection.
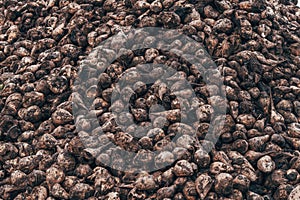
<box><xmin>0</xmin><ymin>0</ymin><xmax>300</xmax><ymax>199</ymax></box>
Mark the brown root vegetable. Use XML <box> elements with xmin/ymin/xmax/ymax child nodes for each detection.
<box><xmin>150</xmin><ymin>0</ymin><xmax>163</xmax><ymax>13</ymax></box>
<box><xmin>106</xmin><ymin>192</ymin><xmax>121</xmax><ymax>200</ymax></box>
<box><xmin>47</xmin><ymin>75</ymin><xmax>68</xmax><ymax>94</ymax></box>
<box><xmin>232</xmin><ymin>139</ymin><xmax>249</xmax><ymax>154</ymax></box>
<box><xmin>62</xmin><ymin>176</ymin><xmax>79</xmax><ymax>192</ymax></box>
<box><xmin>210</xmin><ymin>162</ymin><xmax>233</xmax><ymax>175</ymax></box>
<box><xmin>46</xmin><ymin>165</ymin><xmax>65</xmax><ymax>187</ymax></box>
<box><xmin>155</xmin><ymin>151</ymin><xmax>175</xmax><ymax>169</ymax></box>
<box><xmin>194</xmin><ymin>148</ymin><xmax>211</xmax><ymax>168</ymax></box>
<box><xmin>287</xmin><ymin>123</ymin><xmax>300</xmax><ymax>138</ymax></box>
<box><xmin>244</xmin><ymin>150</ymin><xmax>270</xmax><ymax>165</ymax></box>
<box><xmin>248</xmin><ymin>135</ymin><xmax>270</xmax><ymax>151</ymax></box>
<box><xmin>161</xmin><ymin>168</ymin><xmax>175</xmax><ymax>186</ymax></box>
<box><xmin>69</xmin><ymin>183</ymin><xmax>94</xmax><ymax>199</ymax></box>
<box><xmin>183</xmin><ymin>181</ymin><xmax>197</xmax><ymax>200</ymax></box>
<box><xmin>31</xmin><ymin>186</ymin><xmax>48</xmax><ymax>200</ymax></box>
<box><xmin>289</xmin><ymin>185</ymin><xmax>300</xmax><ymax>200</ymax></box>
<box><xmin>127</xmin><ymin>188</ymin><xmax>147</xmax><ymax>200</ymax></box>
<box><xmin>18</xmin><ymin>105</ymin><xmax>42</xmax><ymax>123</ymax></box>
<box><xmin>195</xmin><ymin>173</ymin><xmax>213</xmax><ymax>199</ymax></box>
<box><xmin>247</xmin><ymin>191</ymin><xmax>264</xmax><ymax>200</ymax></box>
<box><xmin>50</xmin><ymin>183</ymin><xmax>69</xmax><ymax>199</ymax></box>
<box><xmin>37</xmin><ymin>133</ymin><xmax>57</xmax><ymax>149</ymax></box>
<box><xmin>232</xmin><ymin>174</ymin><xmax>250</xmax><ymax>192</ymax></box>
<box><xmin>286</xmin><ymin>169</ymin><xmax>299</xmax><ymax>181</ymax></box>
<box><xmin>22</xmin><ymin>91</ymin><xmax>45</xmax><ymax>108</ymax></box>
<box><xmin>135</xmin><ymin>173</ymin><xmax>157</xmax><ymax>191</ymax></box>
<box><xmin>173</xmin><ymin>160</ymin><xmax>194</xmax><ymax>177</ymax></box>
<box><xmin>28</xmin><ymin>170</ymin><xmax>46</xmax><ymax>186</ymax></box>
<box><xmin>88</xmin><ymin>167</ymin><xmax>116</xmax><ymax>195</ymax></box>
<box><xmin>214</xmin><ymin>173</ymin><xmax>233</xmax><ymax>195</ymax></box>
<box><xmin>229</xmin><ymin>189</ymin><xmax>243</xmax><ymax>200</ymax></box>
<box><xmin>156</xmin><ymin>185</ymin><xmax>176</xmax><ymax>200</ymax></box>
<box><xmin>257</xmin><ymin>155</ymin><xmax>275</xmax><ymax>173</ymax></box>
<box><xmin>75</xmin><ymin>164</ymin><xmax>92</xmax><ymax>178</ymax></box>
<box><xmin>273</xmin><ymin>184</ymin><xmax>293</xmax><ymax>200</ymax></box>
<box><xmin>159</xmin><ymin>12</ymin><xmax>181</xmax><ymax>28</ymax></box>
<box><xmin>236</xmin><ymin>114</ymin><xmax>256</xmax><ymax>129</ymax></box>
<box><xmin>270</xmin><ymin>170</ymin><xmax>288</xmax><ymax>187</ymax></box>
<box><xmin>51</xmin><ymin>108</ymin><xmax>73</xmax><ymax>125</ymax></box>
<box><xmin>10</xmin><ymin>170</ymin><xmax>27</xmax><ymax>187</ymax></box>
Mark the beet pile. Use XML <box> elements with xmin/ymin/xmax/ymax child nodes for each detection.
<box><xmin>0</xmin><ymin>0</ymin><xmax>300</xmax><ymax>199</ymax></box>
